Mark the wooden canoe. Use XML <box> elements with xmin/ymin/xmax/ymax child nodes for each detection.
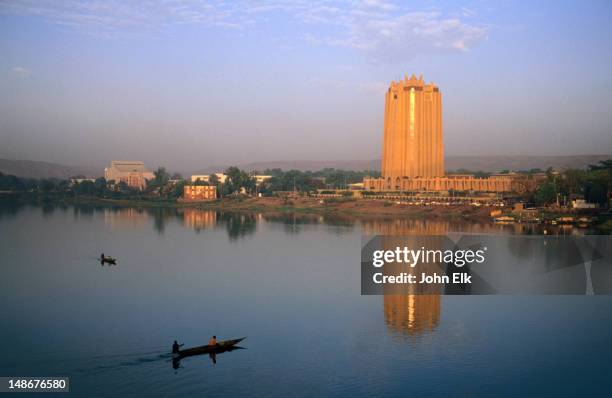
<box><xmin>176</xmin><ymin>337</ymin><xmax>246</xmax><ymax>358</ymax></box>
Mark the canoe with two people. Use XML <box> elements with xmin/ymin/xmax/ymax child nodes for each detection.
<box><xmin>172</xmin><ymin>336</ymin><xmax>246</xmax><ymax>358</ymax></box>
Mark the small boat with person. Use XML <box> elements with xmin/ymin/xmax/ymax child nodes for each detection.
<box><xmin>173</xmin><ymin>337</ymin><xmax>246</xmax><ymax>358</ymax></box>
<box><xmin>100</xmin><ymin>253</ymin><xmax>117</xmax><ymax>265</ymax></box>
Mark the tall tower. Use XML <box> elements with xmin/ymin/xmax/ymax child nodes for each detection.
<box><xmin>381</xmin><ymin>74</ymin><xmax>444</xmax><ymax>189</ymax></box>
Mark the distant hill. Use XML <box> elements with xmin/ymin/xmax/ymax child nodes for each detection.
<box><xmin>195</xmin><ymin>155</ymin><xmax>611</xmax><ymax>174</ymax></box>
<box><xmin>0</xmin><ymin>159</ymin><xmax>101</xmax><ymax>179</ymax></box>
<box><xmin>200</xmin><ymin>160</ymin><xmax>381</xmax><ymax>174</ymax></box>
<box><xmin>3</xmin><ymin>154</ymin><xmax>610</xmax><ymax>179</ymax></box>
<box><xmin>444</xmin><ymin>155</ymin><xmax>611</xmax><ymax>173</ymax></box>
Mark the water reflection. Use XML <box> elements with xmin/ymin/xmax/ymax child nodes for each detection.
<box><xmin>359</xmin><ymin>217</ymin><xmax>580</xmax><ymax>236</ymax></box>
<box><xmin>171</xmin><ymin>346</ymin><xmax>244</xmax><ymax>369</ymax></box>
<box><xmin>384</xmin><ymin>295</ymin><xmax>440</xmax><ymax>337</ymax></box>
<box><xmin>381</xmin><ymin>235</ymin><xmax>444</xmax><ymax>337</ymax></box>
<box><xmin>0</xmin><ymin>199</ymin><xmax>21</xmax><ymax>221</ymax></box>
<box><xmin>104</xmin><ymin>208</ymin><xmax>149</xmax><ymax>229</ymax></box>
<box><xmin>183</xmin><ymin>209</ymin><xmax>216</xmax><ymax>232</ymax></box>
<box><xmin>183</xmin><ymin>209</ymin><xmax>256</xmax><ymax>239</ymax></box>
<box><xmin>72</xmin><ymin>204</ymin><xmax>97</xmax><ymax>218</ymax></box>
<box><xmin>2</xmin><ymin>202</ymin><xmax>612</xmax><ymax>396</ymax></box>
<box><xmin>362</xmin><ymin>220</ymin><xmax>450</xmax><ymax>337</ymax></box>
<box><xmin>2</xmin><ymin>201</ymin><xmax>598</xmax><ymax>238</ymax></box>
<box><xmin>150</xmin><ymin>208</ymin><xmax>177</xmax><ymax>234</ymax></box>
<box><xmin>262</xmin><ymin>213</ymin><xmax>356</xmax><ymax>235</ymax></box>
<box><xmin>222</xmin><ymin>213</ymin><xmax>257</xmax><ymax>240</ymax></box>
<box><xmin>4</xmin><ymin>203</ymin><xmax>602</xmax><ymax>307</ymax></box>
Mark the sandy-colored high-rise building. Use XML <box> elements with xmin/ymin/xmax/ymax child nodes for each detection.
<box><xmin>364</xmin><ymin>74</ymin><xmax>518</xmax><ymax>193</ymax></box>
<box><xmin>382</xmin><ymin>74</ymin><xmax>444</xmax><ymax>188</ymax></box>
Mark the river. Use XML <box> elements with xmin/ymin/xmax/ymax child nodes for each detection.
<box><xmin>1</xmin><ymin>204</ymin><xmax>610</xmax><ymax>397</ymax></box>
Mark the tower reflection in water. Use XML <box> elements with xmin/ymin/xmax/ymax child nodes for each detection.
<box><xmin>383</xmin><ymin>294</ymin><xmax>441</xmax><ymax>337</ymax></box>
<box><xmin>362</xmin><ymin>219</ymin><xmax>448</xmax><ymax>337</ymax></box>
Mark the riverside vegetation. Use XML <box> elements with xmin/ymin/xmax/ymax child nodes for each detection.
<box><xmin>1</xmin><ymin>161</ymin><xmax>610</xmax><ymax>228</ymax></box>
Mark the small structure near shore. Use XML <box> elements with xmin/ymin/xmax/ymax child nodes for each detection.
<box><xmin>572</xmin><ymin>199</ymin><xmax>598</xmax><ymax>209</ymax></box>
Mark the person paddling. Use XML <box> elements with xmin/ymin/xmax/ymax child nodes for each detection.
<box><xmin>208</xmin><ymin>336</ymin><xmax>217</xmax><ymax>346</ymax></box>
<box><xmin>172</xmin><ymin>340</ymin><xmax>184</xmax><ymax>354</ymax></box>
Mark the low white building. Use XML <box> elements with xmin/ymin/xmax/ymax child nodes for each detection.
<box><xmin>190</xmin><ymin>173</ymin><xmax>227</xmax><ymax>184</ymax></box>
<box><xmin>190</xmin><ymin>175</ymin><xmax>210</xmax><ymax>183</ymax></box>
<box><xmin>253</xmin><ymin>175</ymin><xmax>272</xmax><ymax>186</ymax></box>
<box><xmin>69</xmin><ymin>178</ymin><xmax>96</xmax><ymax>186</ymax></box>
<box><xmin>572</xmin><ymin>199</ymin><xmax>598</xmax><ymax>209</ymax></box>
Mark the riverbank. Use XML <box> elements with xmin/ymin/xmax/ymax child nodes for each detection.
<box><xmin>192</xmin><ymin>196</ymin><xmax>498</xmax><ymax>222</ymax></box>
<box><xmin>2</xmin><ymin>193</ymin><xmax>609</xmax><ymax>230</ymax></box>
<box><xmin>0</xmin><ymin>193</ymin><xmax>496</xmax><ymax>221</ymax></box>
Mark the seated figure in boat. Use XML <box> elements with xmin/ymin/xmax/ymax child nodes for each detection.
<box><xmin>208</xmin><ymin>336</ymin><xmax>217</xmax><ymax>346</ymax></box>
<box><xmin>172</xmin><ymin>340</ymin><xmax>184</xmax><ymax>354</ymax></box>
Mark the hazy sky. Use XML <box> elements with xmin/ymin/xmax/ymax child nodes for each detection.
<box><xmin>1</xmin><ymin>0</ymin><xmax>611</xmax><ymax>171</ymax></box>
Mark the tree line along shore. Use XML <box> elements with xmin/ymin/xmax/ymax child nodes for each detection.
<box><xmin>0</xmin><ymin>161</ymin><xmax>610</xmax><ymax>229</ymax></box>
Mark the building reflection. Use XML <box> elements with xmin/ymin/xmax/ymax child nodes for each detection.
<box><xmin>361</xmin><ymin>217</ymin><xmax>585</xmax><ymax>237</ymax></box>
<box><xmin>103</xmin><ymin>207</ymin><xmax>148</xmax><ymax>229</ymax></box>
<box><xmin>384</xmin><ymin>294</ymin><xmax>440</xmax><ymax>336</ymax></box>
<box><xmin>361</xmin><ymin>218</ymin><xmax>451</xmax><ymax>236</ymax></box>
<box><xmin>361</xmin><ymin>217</ymin><xmax>592</xmax><ymax>337</ymax></box>
<box><xmin>362</xmin><ymin>217</ymin><xmax>521</xmax><ymax>236</ymax></box>
<box><xmin>382</xmin><ymin>236</ymin><xmax>444</xmax><ymax>337</ymax></box>
<box><xmin>362</xmin><ymin>219</ymin><xmax>446</xmax><ymax>337</ymax></box>
<box><xmin>220</xmin><ymin>212</ymin><xmax>257</xmax><ymax>240</ymax></box>
<box><xmin>181</xmin><ymin>209</ymin><xmax>256</xmax><ymax>240</ymax></box>
<box><xmin>182</xmin><ymin>209</ymin><xmax>217</xmax><ymax>232</ymax></box>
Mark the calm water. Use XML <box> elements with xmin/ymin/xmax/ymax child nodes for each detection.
<box><xmin>1</xmin><ymin>204</ymin><xmax>611</xmax><ymax>397</ymax></box>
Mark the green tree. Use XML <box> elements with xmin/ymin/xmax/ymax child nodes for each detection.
<box><xmin>585</xmin><ymin>180</ymin><xmax>607</xmax><ymax>204</ymax></box>
<box><xmin>39</xmin><ymin>179</ymin><xmax>57</xmax><ymax>192</ymax></box>
<box><xmin>588</xmin><ymin>159</ymin><xmax>612</xmax><ymax>171</ymax></box>
<box><xmin>224</xmin><ymin>166</ymin><xmax>256</xmax><ymax>195</ymax></box>
<box><xmin>559</xmin><ymin>169</ymin><xmax>584</xmax><ymax>198</ymax></box>
<box><xmin>94</xmin><ymin>177</ymin><xmax>107</xmax><ymax>195</ymax></box>
<box><xmin>209</xmin><ymin>174</ymin><xmax>219</xmax><ymax>186</ymax></box>
<box><xmin>168</xmin><ymin>180</ymin><xmax>186</xmax><ymax>200</ymax></box>
<box><xmin>263</xmin><ymin>168</ymin><xmax>283</xmax><ymax>177</ymax></box>
<box><xmin>217</xmin><ymin>182</ymin><xmax>230</xmax><ymax>197</ymax></box>
<box><xmin>241</xmin><ymin>171</ymin><xmax>256</xmax><ymax>193</ymax></box>
<box><xmin>57</xmin><ymin>179</ymin><xmax>70</xmax><ymax>192</ymax></box>
<box><xmin>0</xmin><ymin>173</ymin><xmax>25</xmax><ymax>191</ymax></box>
<box><xmin>225</xmin><ymin>166</ymin><xmax>242</xmax><ymax>194</ymax></box>
<box><xmin>152</xmin><ymin>167</ymin><xmax>170</xmax><ymax>186</ymax></box>
<box><xmin>586</xmin><ymin>160</ymin><xmax>611</xmax><ymax>206</ymax></box>
<box><xmin>473</xmin><ymin>171</ymin><xmax>491</xmax><ymax>178</ymax></box>
<box><xmin>534</xmin><ymin>182</ymin><xmax>557</xmax><ymax>206</ymax></box>
<box><xmin>74</xmin><ymin>180</ymin><xmax>96</xmax><ymax>195</ymax></box>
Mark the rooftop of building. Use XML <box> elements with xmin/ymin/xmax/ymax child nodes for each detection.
<box><xmin>108</xmin><ymin>161</ymin><xmax>149</xmax><ymax>173</ymax></box>
<box><xmin>389</xmin><ymin>74</ymin><xmax>438</xmax><ymax>91</ymax></box>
